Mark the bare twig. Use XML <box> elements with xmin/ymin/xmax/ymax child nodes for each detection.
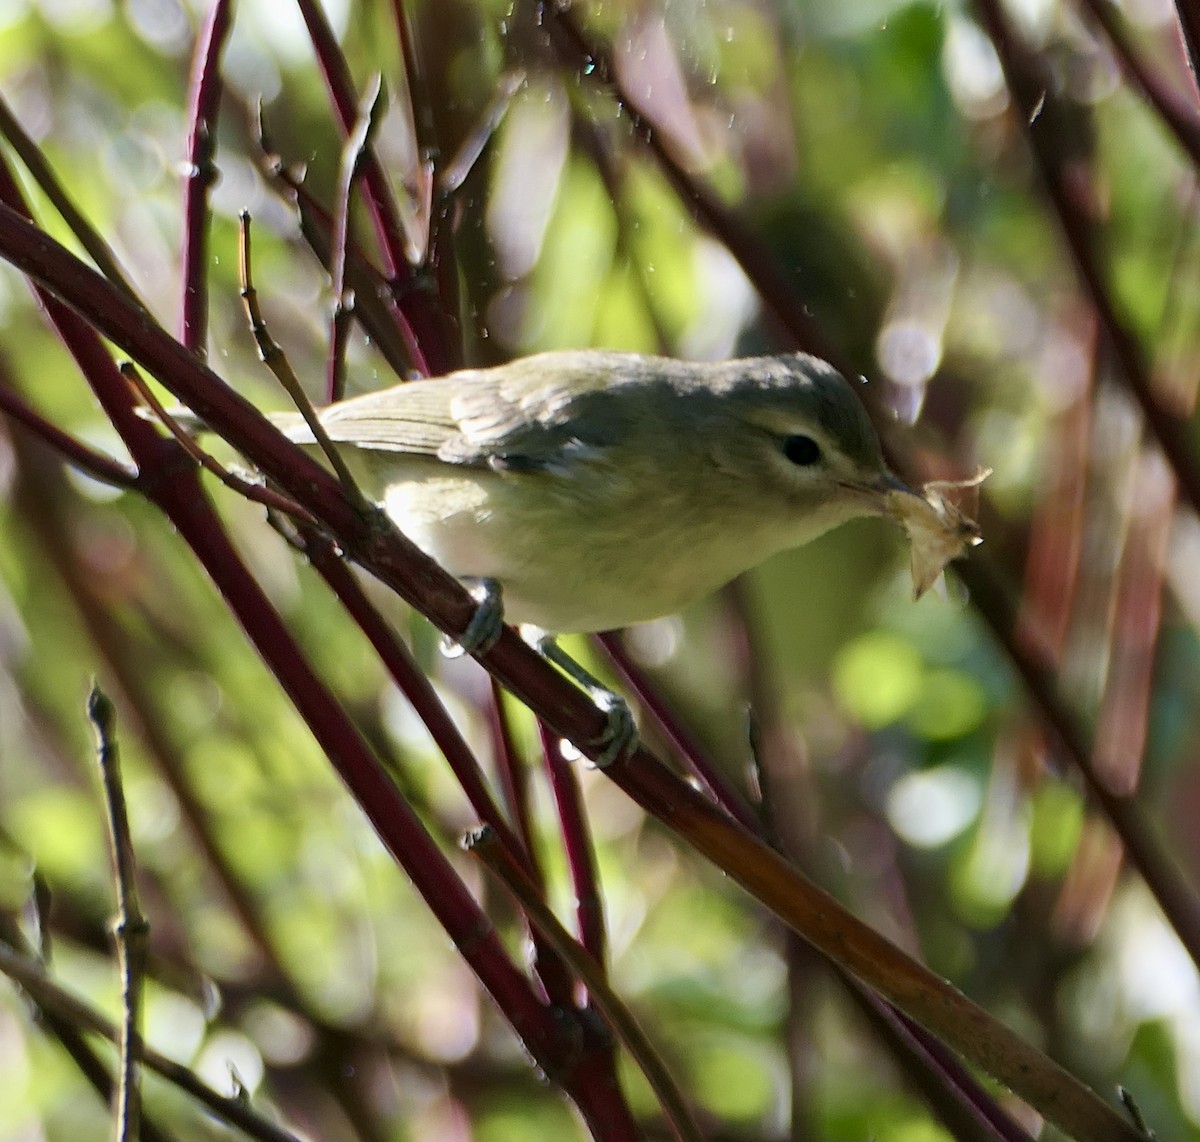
<box><xmin>970</xmin><ymin>0</ymin><xmax>1200</xmax><ymax>969</ymax></box>
<box><xmin>237</xmin><ymin>210</ymin><xmax>369</xmax><ymax>506</ymax></box>
<box><xmin>0</xmin><ymin>942</ymin><xmax>301</xmax><ymax>1142</ymax></box>
<box><xmin>484</xmin><ymin>682</ymin><xmax>580</xmax><ymax>1009</ymax></box>
<box><xmin>280</xmin><ymin>517</ymin><xmax>528</xmax><ymax>860</ymax></box>
<box><xmin>1076</xmin><ymin>0</ymin><xmax>1200</xmax><ymax>166</ymax></box>
<box><xmin>1118</xmin><ymin>1086</ymin><xmax>1158</xmax><ymax>1139</ymax></box>
<box><xmin>543</xmin><ymin>7</ymin><xmax>846</xmax><ymax>374</ymax></box>
<box><xmin>488</xmin><ymin>681</ymin><xmax>542</xmax><ymax>881</ymax></box>
<box><xmin>293</xmin><ymin>0</ymin><xmax>452</xmax><ymax>373</ymax></box>
<box><xmin>389</xmin><ymin>0</ymin><xmax>439</xmax><ymax>164</ymax></box>
<box><xmin>1173</xmin><ymin>0</ymin><xmax>1200</xmax><ymax>84</ymax></box>
<box><xmin>87</xmin><ymin>684</ymin><xmax>148</xmax><ymax>1142</ymax></box>
<box><xmin>9</xmin><ymin>436</ymin><xmax>390</xmax><ymax>1141</ymax></box>
<box><xmin>597</xmin><ymin>631</ymin><xmax>759</xmax><ymax>832</ymax></box>
<box><xmin>254</xmin><ymin>104</ymin><xmax>423</xmax><ymax>377</ymax></box>
<box><xmin>439</xmin><ymin>69</ymin><xmax>526</xmax><ymax>193</ymax></box>
<box><xmin>327</xmin><ymin>75</ymin><xmax>387</xmax><ymax>402</ymax></box>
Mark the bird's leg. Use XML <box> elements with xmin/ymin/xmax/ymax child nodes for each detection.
<box><xmin>521</xmin><ymin>628</ymin><xmax>639</xmax><ymax>769</ymax></box>
<box><xmin>441</xmin><ymin>577</ymin><xmax>506</xmax><ymax>658</ymax></box>
<box><xmin>441</xmin><ymin>584</ymin><xmax>638</xmax><ymax>767</ymax></box>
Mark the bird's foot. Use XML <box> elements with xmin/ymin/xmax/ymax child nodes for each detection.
<box><xmin>587</xmin><ymin>688</ymin><xmax>639</xmax><ymax>768</ymax></box>
<box><xmin>442</xmin><ymin>577</ymin><xmax>505</xmax><ymax>658</ymax></box>
<box><xmin>524</xmin><ymin>629</ymin><xmax>639</xmax><ymax>768</ymax></box>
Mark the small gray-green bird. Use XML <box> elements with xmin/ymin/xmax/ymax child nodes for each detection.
<box><xmin>266</xmin><ymin>348</ymin><xmax>914</xmax><ymax>633</ymax></box>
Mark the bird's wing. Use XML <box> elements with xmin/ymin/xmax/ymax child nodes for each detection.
<box><xmin>275</xmin><ymin>351</ymin><xmax>647</xmax><ymax>471</ymax></box>
<box><xmin>439</xmin><ymin>352</ymin><xmax>629</xmax><ymax>469</ymax></box>
<box><xmin>271</xmin><ymin>379</ymin><xmax>461</xmax><ymax>457</ymax></box>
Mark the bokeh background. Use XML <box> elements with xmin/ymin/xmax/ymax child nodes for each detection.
<box><xmin>0</xmin><ymin>0</ymin><xmax>1199</xmax><ymax>1138</ymax></box>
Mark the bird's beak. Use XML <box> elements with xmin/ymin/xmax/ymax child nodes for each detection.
<box><xmin>840</xmin><ymin>471</ymin><xmax>920</xmax><ymax>512</ymax></box>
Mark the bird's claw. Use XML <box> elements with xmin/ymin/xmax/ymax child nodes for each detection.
<box><xmin>589</xmin><ymin>689</ymin><xmax>638</xmax><ymax>768</ymax></box>
<box><xmin>442</xmin><ymin>577</ymin><xmax>504</xmax><ymax>658</ymax></box>
<box><xmin>521</xmin><ymin>629</ymin><xmax>639</xmax><ymax>767</ymax></box>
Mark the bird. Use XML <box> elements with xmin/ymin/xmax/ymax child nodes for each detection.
<box><xmin>262</xmin><ymin>348</ymin><xmax>915</xmax><ymax>636</ymax></box>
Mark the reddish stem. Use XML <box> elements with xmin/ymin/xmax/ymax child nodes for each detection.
<box><xmin>1079</xmin><ymin>0</ymin><xmax>1200</xmax><ymax>164</ymax></box>
<box><xmin>597</xmin><ymin>631</ymin><xmax>759</xmax><ymax>832</ymax></box>
<box><xmin>298</xmin><ymin>528</ymin><xmax>528</xmax><ymax>861</ymax></box>
<box><xmin>538</xmin><ymin>723</ymin><xmax>607</xmax><ymax>967</ymax></box>
<box><xmin>0</xmin><ymin>382</ymin><xmax>136</xmax><ymax>488</ymax></box>
<box><xmin>974</xmin><ymin>0</ymin><xmax>1200</xmax><ymax>519</ymax></box>
<box><xmin>179</xmin><ymin>0</ymin><xmax>233</xmax><ymax>356</ymax></box>
<box><xmin>292</xmin><ymin>0</ymin><xmax>452</xmax><ymax>374</ymax></box>
<box><xmin>544</xmin><ymin>7</ymin><xmax>848</xmax><ymax>375</ymax></box>
<box><xmin>1174</xmin><ymin>0</ymin><xmax>1200</xmax><ymax>82</ymax></box>
<box><xmin>971</xmin><ymin>0</ymin><xmax>1200</xmax><ymax>968</ymax></box>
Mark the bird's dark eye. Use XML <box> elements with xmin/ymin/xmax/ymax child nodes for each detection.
<box><xmin>782</xmin><ymin>434</ymin><xmax>822</xmax><ymax>466</ymax></box>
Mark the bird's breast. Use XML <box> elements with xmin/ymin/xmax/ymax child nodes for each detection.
<box><xmin>368</xmin><ymin>454</ymin><xmax>795</xmax><ymax>632</ymax></box>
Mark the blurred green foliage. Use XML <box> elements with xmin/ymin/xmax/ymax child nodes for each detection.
<box><xmin>1</xmin><ymin>0</ymin><xmax>1199</xmax><ymax>1139</ymax></box>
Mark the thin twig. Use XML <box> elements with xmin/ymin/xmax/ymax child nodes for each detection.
<box><xmin>10</xmin><ymin>435</ymin><xmax>391</xmax><ymax>1141</ymax></box>
<box><xmin>237</xmin><ymin>211</ymin><xmax>370</xmax><ymax>507</ymax></box>
<box><xmin>544</xmin><ymin>7</ymin><xmax>846</xmax><ymax>374</ymax></box>
<box><xmin>0</xmin><ymin>380</ymin><xmax>138</xmax><ymax>488</ymax></box>
<box><xmin>438</xmin><ymin>70</ymin><xmax>526</xmax><ymax>193</ymax></box>
<box><xmin>1076</xmin><ymin>0</ymin><xmax>1200</xmax><ymax>167</ymax></box>
<box><xmin>1173</xmin><ymin>0</ymin><xmax>1200</xmax><ymax>84</ymax></box>
<box><xmin>0</xmin><ymin>94</ymin><xmax>141</xmax><ymax>304</ymax></box>
<box><xmin>466</xmin><ymin>826</ymin><xmax>705</xmax><ymax>1142</ymax></box>
<box><xmin>1118</xmin><ymin>1086</ymin><xmax>1158</xmax><ymax>1139</ymax></box>
<box><xmin>970</xmin><ymin>0</ymin><xmax>1200</xmax><ymax>969</ymax></box>
<box><xmin>487</xmin><ymin>680</ymin><xmax>542</xmax><ymax>883</ymax></box>
<box><xmin>0</xmin><ymin>914</ymin><xmax>175</xmax><ymax>1142</ymax></box>
<box><xmin>280</xmin><ymin>517</ymin><xmax>528</xmax><ymax>860</ymax></box>
<box><xmin>121</xmin><ymin>361</ymin><xmax>319</xmax><ymax>524</ymax></box>
<box><xmin>294</xmin><ymin>0</ymin><xmax>409</xmax><ymax>278</ymax></box>
<box><xmin>485</xmin><ymin>682</ymin><xmax>580</xmax><ymax>1009</ymax></box>
<box><xmin>0</xmin><ymin>942</ymin><xmax>302</xmax><ymax>1142</ymax></box>
<box><xmin>597</xmin><ymin>631</ymin><xmax>759</xmax><ymax>832</ymax></box>
<box><xmin>327</xmin><ymin>75</ymin><xmax>386</xmax><ymax>402</ymax></box>
<box><xmin>734</xmin><ymin>590</ymin><xmax>1025</xmax><ymax>1142</ymax></box>
<box><xmin>87</xmin><ymin>684</ymin><xmax>148</xmax><ymax>1142</ymax></box>
<box><xmin>388</xmin><ymin>0</ymin><xmax>438</xmax><ymax>269</ymax></box>
<box><xmin>254</xmin><ymin>104</ymin><xmax>423</xmax><ymax>377</ymax></box>
<box><xmin>293</xmin><ymin>0</ymin><xmax>450</xmax><ymax>374</ymax></box>
<box><xmin>973</xmin><ymin>0</ymin><xmax>1200</xmax><ymax>518</ymax></box>
<box><xmin>390</xmin><ymin>0</ymin><xmax>440</xmax><ymax>165</ymax></box>
<box><xmin>331</xmin><ymin>74</ymin><xmax>386</xmax><ymax>300</ymax></box>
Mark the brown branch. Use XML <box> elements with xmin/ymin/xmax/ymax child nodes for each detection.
<box><xmin>292</xmin><ymin>0</ymin><xmax>454</xmax><ymax>373</ymax></box>
<box><xmin>538</xmin><ymin>722</ymin><xmax>607</xmax><ymax>966</ymax></box>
